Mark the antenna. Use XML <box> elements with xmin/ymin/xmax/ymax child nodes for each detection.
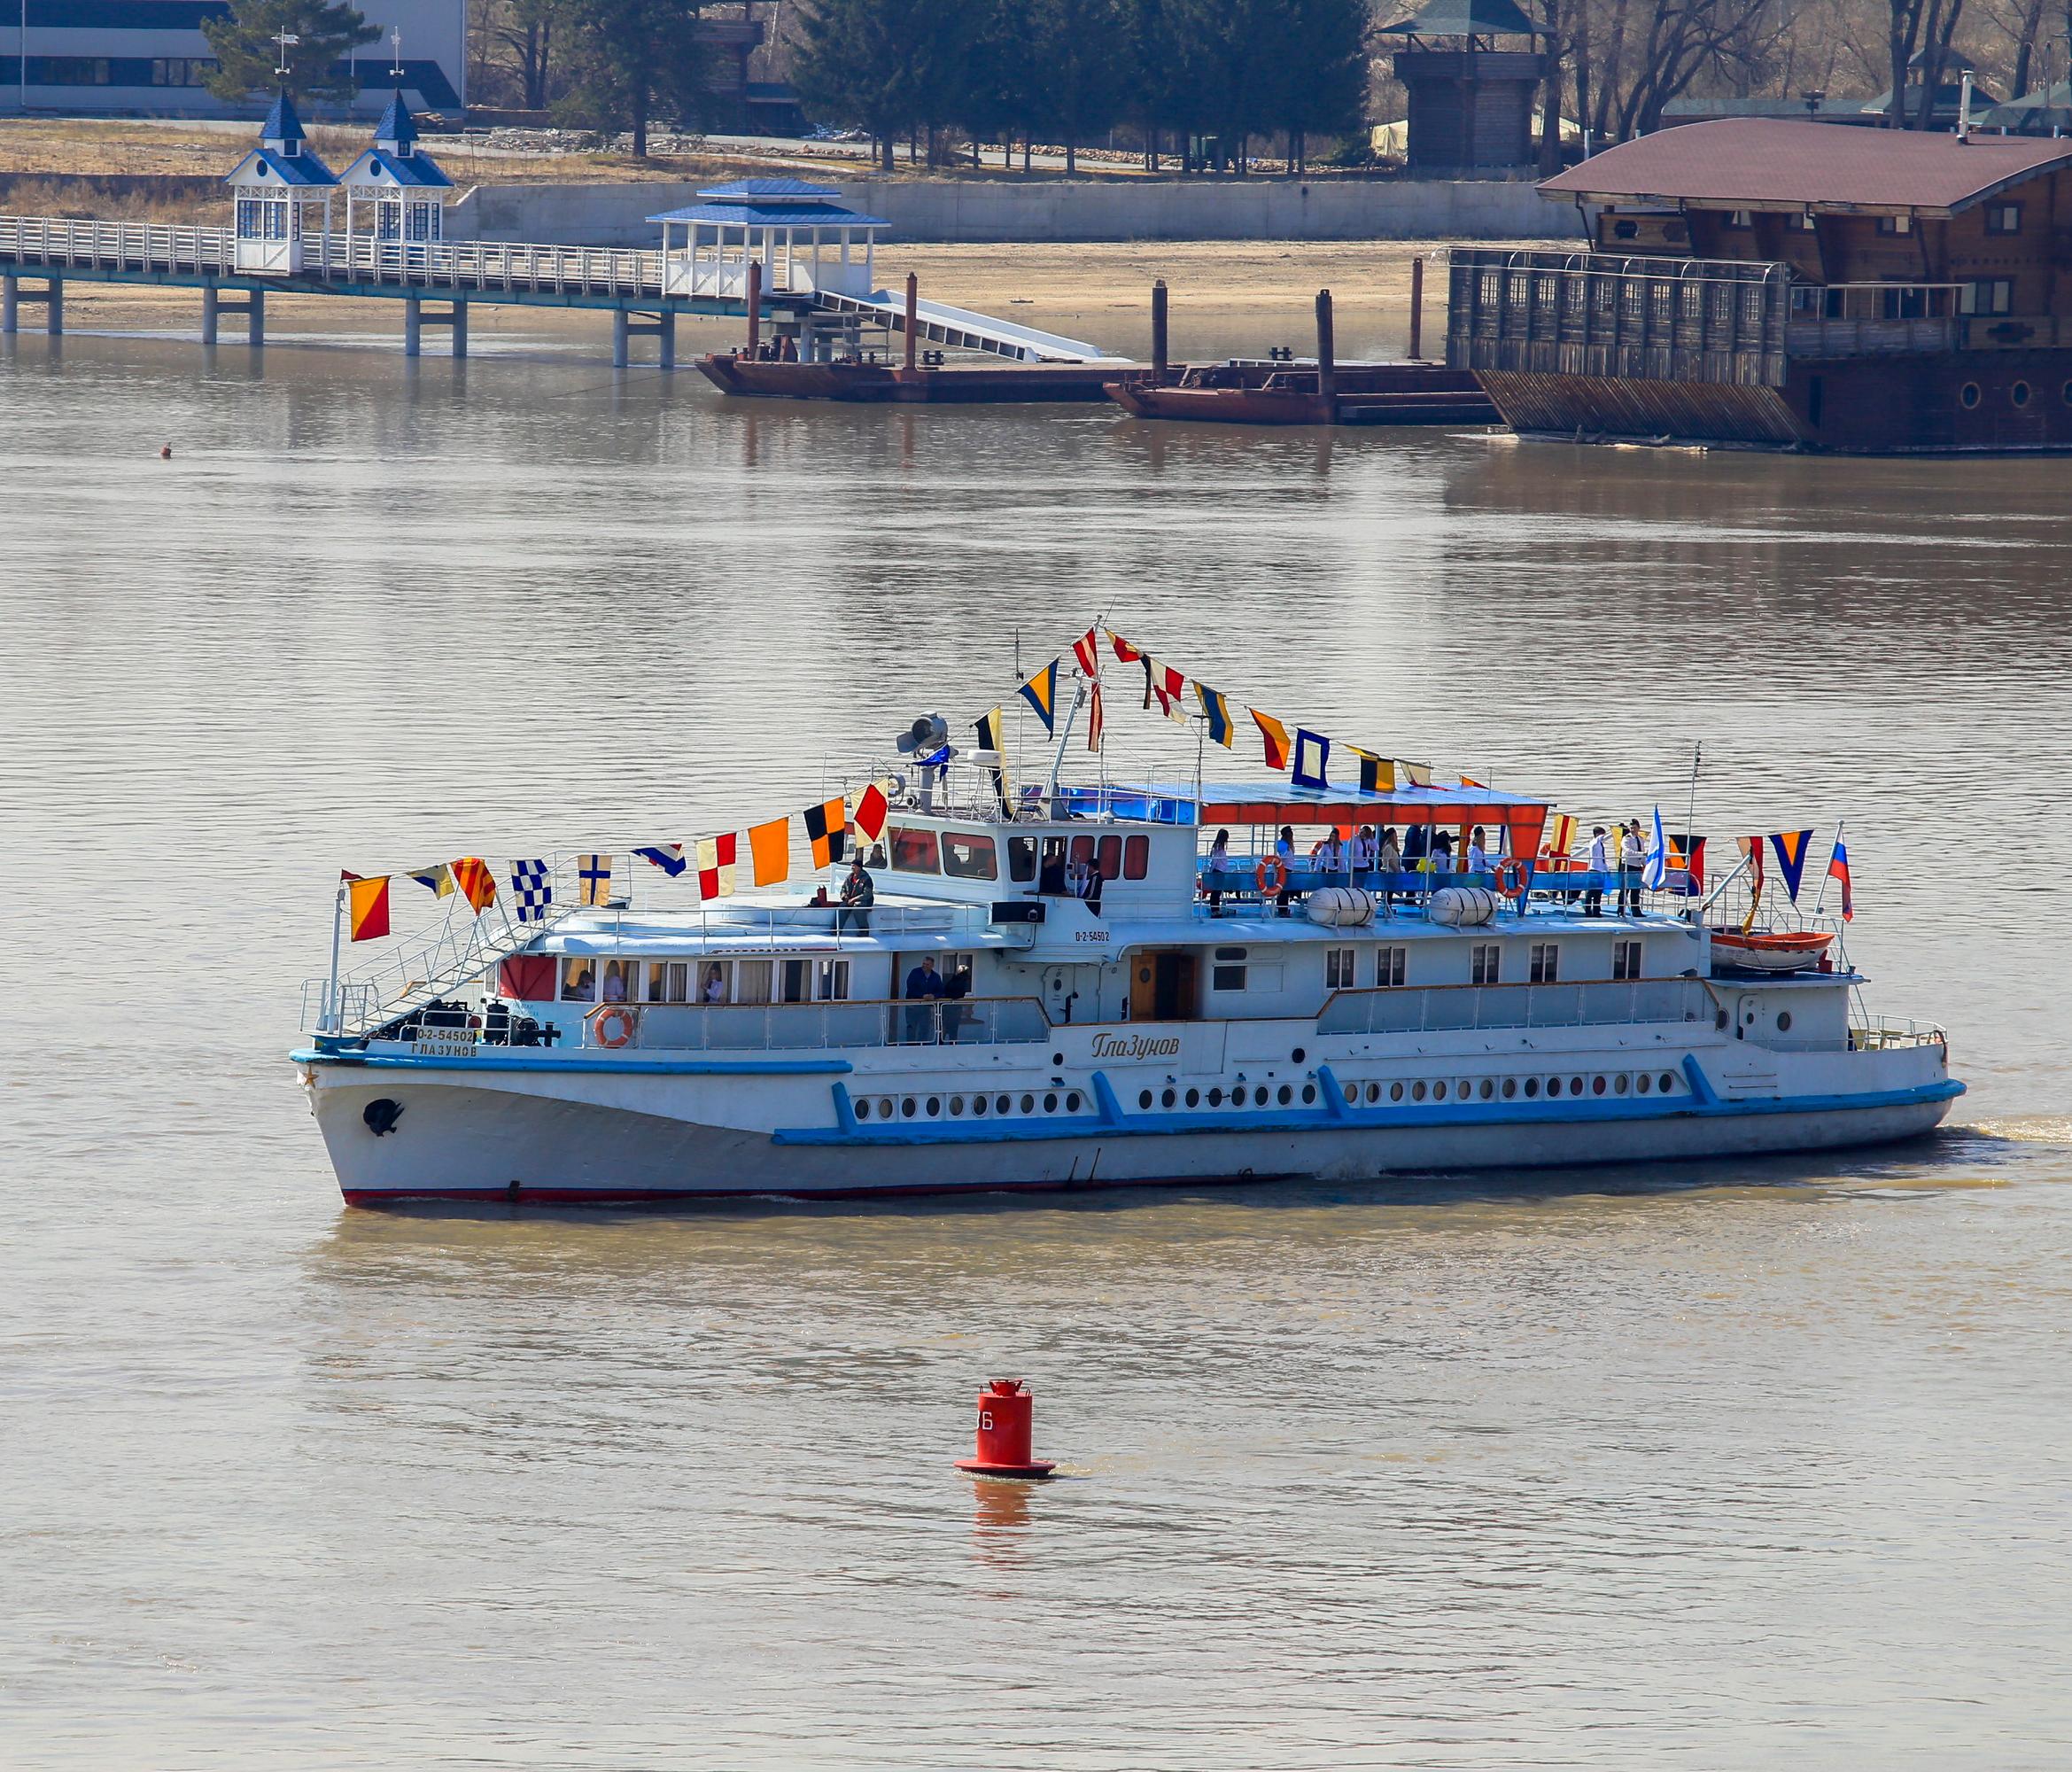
<box><xmin>1682</xmin><ymin>739</ymin><xmax>1703</xmax><ymax>920</ymax></box>
<box><xmin>389</xmin><ymin>27</ymin><xmax>405</xmax><ymax>82</ymax></box>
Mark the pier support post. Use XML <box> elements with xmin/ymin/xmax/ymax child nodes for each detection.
<box><xmin>656</xmin><ymin>308</ymin><xmax>674</xmax><ymax>369</ymax></box>
<box><xmin>1151</xmin><ymin>278</ymin><xmax>1168</xmax><ymax>384</ymax></box>
<box><xmin>613</xmin><ymin>309</ymin><xmax>629</xmax><ymax>369</ymax></box>
<box><xmin>202</xmin><ymin>285</ymin><xmax>263</xmax><ymax>346</ymax></box>
<box><xmin>247</xmin><ymin>290</ymin><xmax>263</xmax><ymax>348</ymax></box>
<box><xmin>404</xmin><ymin>296</ymin><xmax>422</xmax><ymax>358</ymax></box>
<box><xmin>903</xmin><ymin>270</ymin><xmax>918</xmax><ymax>372</ymax></box>
<box><xmin>1315</xmin><ymin>288</ymin><xmax>1336</xmax><ymax>415</ymax></box>
<box><xmin>450</xmin><ymin>299</ymin><xmax>468</xmax><ymax>359</ymax></box>
<box><xmin>1408</xmin><ymin>257</ymin><xmax>1424</xmax><ymax>361</ymax></box>
<box><xmin>615</xmin><ymin>310</ymin><xmax>677</xmax><ymax>369</ymax></box>
<box><xmin>4</xmin><ymin>275</ymin><xmax>63</xmax><ymax>335</ymax></box>
<box><xmin>405</xmin><ymin>298</ymin><xmax>465</xmax><ymax>357</ymax></box>
<box><xmin>2</xmin><ymin>275</ymin><xmax>15</xmax><ymax>335</ymax></box>
<box><xmin>45</xmin><ymin>276</ymin><xmax>61</xmax><ymax>336</ymax></box>
<box><xmin>202</xmin><ymin>284</ymin><xmax>218</xmax><ymax>346</ymax></box>
<box><xmin>744</xmin><ymin>260</ymin><xmax>761</xmax><ymax>357</ymax></box>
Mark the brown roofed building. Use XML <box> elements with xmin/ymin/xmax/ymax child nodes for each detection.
<box><xmin>1448</xmin><ymin>119</ymin><xmax>2072</xmax><ymax>451</ymax></box>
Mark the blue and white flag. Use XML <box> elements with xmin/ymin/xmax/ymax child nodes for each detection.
<box><xmin>633</xmin><ymin>843</ymin><xmax>687</xmax><ymax>877</ymax></box>
<box><xmin>1643</xmin><ymin>806</ymin><xmax>1668</xmax><ymax>891</ymax></box>
<box><xmin>510</xmin><ymin>858</ymin><xmax>552</xmax><ymax>923</ymax></box>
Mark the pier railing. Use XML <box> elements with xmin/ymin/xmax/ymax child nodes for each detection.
<box><xmin>1318</xmin><ymin>977</ymin><xmax>1708</xmax><ymax>1037</ymax></box>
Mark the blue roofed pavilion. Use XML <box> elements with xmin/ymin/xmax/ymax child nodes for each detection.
<box><xmin>652</xmin><ymin>179</ymin><xmax>888</xmax><ymax>301</ymax></box>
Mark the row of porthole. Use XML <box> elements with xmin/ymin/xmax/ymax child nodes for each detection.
<box><xmin>1366</xmin><ymin>1069</ymin><xmax>1680</xmax><ymax>1104</ymax></box>
<box><xmin>1958</xmin><ymin>379</ymin><xmax>2068</xmax><ymax>410</ymax></box>
<box><xmin>1138</xmin><ymin>1082</ymin><xmax>1318</xmax><ymax>1111</ymax></box>
<box><xmin>856</xmin><ymin>1089</ymin><xmax>1085</xmax><ymax>1122</ymax></box>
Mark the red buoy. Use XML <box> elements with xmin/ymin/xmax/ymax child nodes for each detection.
<box><xmin>954</xmin><ymin>1378</ymin><xmax>1056</xmax><ymax>1479</ymax></box>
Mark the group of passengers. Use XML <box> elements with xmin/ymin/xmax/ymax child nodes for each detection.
<box><xmin>902</xmin><ymin>953</ymin><xmax>977</xmax><ymax>1043</ymax></box>
<box><xmin>1202</xmin><ymin>821</ymin><xmax>1502</xmax><ymax>917</ymax></box>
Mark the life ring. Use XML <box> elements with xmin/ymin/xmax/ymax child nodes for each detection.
<box><xmin>592</xmin><ymin>1005</ymin><xmax>638</xmax><ymax>1049</ymax></box>
<box><xmin>1495</xmin><ymin>859</ymin><xmax>1531</xmax><ymax>901</ymax></box>
<box><xmin>1255</xmin><ymin>856</ymin><xmax>1289</xmax><ymax>896</ymax></box>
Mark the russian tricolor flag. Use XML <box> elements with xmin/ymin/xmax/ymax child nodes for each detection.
<box><xmin>1828</xmin><ymin>841</ymin><xmax>1853</xmax><ymax>921</ymax></box>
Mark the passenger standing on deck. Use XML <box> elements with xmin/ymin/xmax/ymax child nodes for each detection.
<box><xmin>1585</xmin><ymin>826</ymin><xmax>1609</xmax><ymax>917</ymax></box>
<box><xmin>1619</xmin><ymin>820</ymin><xmax>1645</xmax><ymax>914</ymax></box>
<box><xmin>1350</xmin><ymin>824</ymin><xmax>1377</xmax><ymax>876</ymax></box>
<box><xmin>1205</xmin><ymin>828</ymin><xmax>1232</xmax><ymax>915</ymax></box>
<box><xmin>904</xmin><ymin>954</ymin><xmax>944</xmax><ymax>1043</ymax></box>
<box><xmin>1376</xmin><ymin>827</ymin><xmax>1402</xmax><ymax>906</ymax></box>
<box><xmin>1403</xmin><ymin>821</ymin><xmax>1430</xmax><ymax>874</ymax></box>
<box><xmin>839</xmin><ymin>854</ymin><xmax>874</xmax><ymax>934</ymax></box>
<box><xmin>1275</xmin><ymin>825</ymin><xmax>1299</xmax><ymax>915</ymax></box>
<box><xmin>1465</xmin><ymin>828</ymin><xmax>1491</xmax><ymax>874</ymax></box>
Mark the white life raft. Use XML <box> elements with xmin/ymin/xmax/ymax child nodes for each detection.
<box><xmin>1305</xmin><ymin>886</ymin><xmax>1376</xmax><ymax>928</ymax></box>
<box><xmin>1428</xmin><ymin>885</ymin><xmax>1500</xmax><ymax>928</ymax></box>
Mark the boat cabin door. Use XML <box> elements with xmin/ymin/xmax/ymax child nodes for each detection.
<box><xmin>1734</xmin><ymin>992</ymin><xmax>1759</xmax><ymax>1041</ymax></box>
<box><xmin>1129</xmin><ymin>949</ymin><xmax>1198</xmax><ymax>1022</ymax></box>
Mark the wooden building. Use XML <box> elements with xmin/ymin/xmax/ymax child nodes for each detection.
<box><xmin>1449</xmin><ymin>118</ymin><xmax>2072</xmax><ymax>451</ymax></box>
<box><xmin>1376</xmin><ymin>0</ymin><xmax>1546</xmax><ymax>175</ymax></box>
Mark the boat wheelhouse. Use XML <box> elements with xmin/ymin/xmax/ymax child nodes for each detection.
<box><xmin>293</xmin><ymin>735</ymin><xmax>1959</xmax><ymax>1207</ymax></box>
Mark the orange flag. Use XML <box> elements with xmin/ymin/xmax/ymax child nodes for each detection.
<box><xmin>346</xmin><ymin>874</ymin><xmax>391</xmax><ymax>942</ymax></box>
<box><xmin>749</xmin><ymin>816</ymin><xmax>791</xmax><ymax>886</ymax></box>
<box><xmin>1252</xmin><ymin>710</ymin><xmax>1291</xmax><ymax>771</ymax></box>
<box><xmin>450</xmin><ymin>856</ymin><xmax>496</xmax><ymax>911</ymax></box>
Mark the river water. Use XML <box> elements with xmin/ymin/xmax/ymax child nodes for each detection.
<box><xmin>4</xmin><ymin>314</ymin><xmax>2069</xmax><ymax>1768</ymax></box>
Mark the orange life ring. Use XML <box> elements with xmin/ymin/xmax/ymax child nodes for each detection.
<box><xmin>1255</xmin><ymin>856</ymin><xmax>1289</xmax><ymax>896</ymax></box>
<box><xmin>1496</xmin><ymin>859</ymin><xmax>1531</xmax><ymax>901</ymax></box>
<box><xmin>592</xmin><ymin>1004</ymin><xmax>638</xmax><ymax>1049</ymax></box>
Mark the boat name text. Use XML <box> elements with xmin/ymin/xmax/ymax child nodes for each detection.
<box><xmin>1090</xmin><ymin>1033</ymin><xmax>1183</xmax><ymax>1061</ymax></box>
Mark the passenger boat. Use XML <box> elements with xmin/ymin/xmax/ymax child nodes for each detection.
<box><xmin>1707</xmin><ymin>928</ymin><xmax>1835</xmax><ymax>973</ymax></box>
<box><xmin>291</xmin><ymin>702</ymin><xmax>1960</xmax><ymax>1207</ymax></box>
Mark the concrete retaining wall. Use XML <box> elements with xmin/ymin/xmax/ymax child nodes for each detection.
<box><xmin>448</xmin><ymin>175</ymin><xmax>1566</xmax><ymax>247</ymax></box>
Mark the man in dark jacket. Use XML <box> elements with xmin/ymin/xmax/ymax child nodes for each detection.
<box><xmin>904</xmin><ymin>954</ymin><xmax>943</xmax><ymax>1043</ymax></box>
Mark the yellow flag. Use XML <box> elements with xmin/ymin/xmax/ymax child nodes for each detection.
<box><xmin>749</xmin><ymin>816</ymin><xmax>791</xmax><ymax>887</ymax></box>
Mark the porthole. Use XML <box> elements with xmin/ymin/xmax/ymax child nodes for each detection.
<box><xmin>1292</xmin><ymin>1046</ymin><xmax>1307</xmax><ymax>1063</ymax></box>
<box><xmin>1020</xmin><ymin>1093</ymin><xmax>1036</xmax><ymax>1114</ymax></box>
<box><xmin>1412</xmin><ymin>1081</ymin><xmax>1428</xmax><ymax>1101</ymax></box>
<box><xmin>1525</xmin><ymin>1077</ymin><xmax>1540</xmax><ymax>1098</ymax></box>
<box><xmin>1344</xmin><ymin>1081</ymin><xmax>1358</xmax><ymax>1105</ymax></box>
<box><xmin>1659</xmin><ymin>1071</ymin><xmax>1676</xmax><ymax>1092</ymax></box>
<box><xmin>2061</xmin><ymin>379</ymin><xmax>2072</xmax><ymax>407</ymax></box>
<box><xmin>1207</xmin><ymin>1086</ymin><xmax>1223</xmax><ymax>1107</ymax></box>
<box><xmin>996</xmin><ymin>1094</ymin><xmax>1011</xmax><ymax>1115</ymax></box>
<box><xmin>1777</xmin><ymin>1010</ymin><xmax>1794</xmax><ymax>1032</ymax></box>
<box><xmin>902</xmin><ymin>1097</ymin><xmax>918</xmax><ymax>1119</ymax></box>
<box><xmin>1479</xmin><ymin>1078</ymin><xmax>1494</xmax><ymax>1100</ymax></box>
<box><xmin>1139</xmin><ymin>1089</ymin><xmax>1153</xmax><ymax>1109</ymax></box>
<box><xmin>1232</xmin><ymin>1085</ymin><xmax>1247</xmax><ymax>1107</ymax></box>
<box><xmin>1614</xmin><ymin>1073</ymin><xmax>1629</xmax><ymax>1095</ymax></box>
<box><xmin>1278</xmin><ymin>1084</ymin><xmax>1293</xmax><ymax>1106</ymax></box>
<box><xmin>1300</xmin><ymin>1084</ymin><xmax>1316</xmax><ymax>1105</ymax></box>
<box><xmin>950</xmin><ymin>1096</ymin><xmax>966</xmax><ymax>1116</ymax></box>
<box><xmin>880</xmin><ymin>1099</ymin><xmax>895</xmax><ymax>1119</ymax></box>
<box><xmin>1960</xmin><ymin>381</ymin><xmax>1982</xmax><ymax>409</ymax></box>
<box><xmin>1065</xmin><ymin>1091</ymin><xmax>1081</xmax><ymax>1112</ymax></box>
<box><xmin>1548</xmin><ymin>1076</ymin><xmax>1562</xmax><ymax>1095</ymax></box>
<box><xmin>1390</xmin><ymin>1081</ymin><xmax>1406</xmax><ymax>1102</ymax></box>
<box><xmin>855</xmin><ymin>1099</ymin><xmax>870</xmax><ymax>1121</ymax></box>
<box><xmin>1051</xmin><ymin>1051</ymin><xmax>1064</xmax><ymax>1067</ymax></box>
<box><xmin>927</xmin><ymin>1095</ymin><xmax>942</xmax><ymax>1116</ymax></box>
<box><xmin>1185</xmin><ymin>1087</ymin><xmax>1200</xmax><ymax>1108</ymax></box>
<box><xmin>1502</xmin><ymin>1077</ymin><xmax>1517</xmax><ymax>1099</ymax></box>
<box><xmin>1637</xmin><ymin>1073</ymin><xmax>1652</xmax><ymax>1093</ymax></box>
<box><xmin>1592</xmin><ymin>1075</ymin><xmax>1607</xmax><ymax>1096</ymax></box>
<box><xmin>1044</xmin><ymin>1092</ymin><xmax>1059</xmax><ymax>1113</ymax></box>
<box><xmin>1715</xmin><ymin>1009</ymin><xmax>1729</xmax><ymax>1030</ymax></box>
<box><xmin>1570</xmin><ymin>1076</ymin><xmax>1586</xmax><ymax>1096</ymax></box>
<box><xmin>973</xmin><ymin>1094</ymin><xmax>989</xmax><ymax>1116</ymax></box>
<box><xmin>1433</xmin><ymin>1081</ymin><xmax>1448</xmax><ymax>1101</ymax></box>
<box><xmin>1366</xmin><ymin>1083</ymin><xmax>1382</xmax><ymax>1105</ymax></box>
<box><xmin>1162</xmin><ymin>1087</ymin><xmax>1176</xmax><ymax>1108</ymax></box>
<box><xmin>2012</xmin><ymin>380</ymin><xmax>2031</xmax><ymax>408</ymax></box>
<box><xmin>1457</xmin><ymin>1079</ymin><xmax>1473</xmax><ymax>1100</ymax></box>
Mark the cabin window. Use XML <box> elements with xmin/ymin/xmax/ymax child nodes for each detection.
<box><xmin>599</xmin><ymin>959</ymin><xmax>636</xmax><ymax>1004</ymax></box>
<box><xmin>734</xmin><ymin>959</ymin><xmax>772</xmax><ymax>1004</ymax></box>
<box><xmin>1959</xmin><ymin>280</ymin><xmax>2013</xmax><ymax>316</ymax></box>
<box><xmin>1123</xmin><ymin>835</ymin><xmax>1150</xmax><ymax>879</ymax></box>
<box><xmin>1325</xmin><ymin>947</ymin><xmax>1358</xmax><ymax>990</ymax></box>
<box><xmin>1613</xmin><ymin>940</ymin><xmax>1643</xmax><ymax>981</ymax></box>
<box><xmin>560</xmin><ymin>959</ymin><xmax>596</xmax><ymax>1002</ymax></box>
<box><xmin>1376</xmin><ymin>945</ymin><xmax>1407</xmax><ymax>988</ymax></box>
<box><xmin>1007</xmin><ymin>834</ymin><xmax>1036</xmax><ymax>882</ymax></box>
<box><xmin>942</xmin><ymin>832</ymin><xmax>997</xmax><ymax>881</ymax></box>
<box><xmin>695</xmin><ymin>960</ymin><xmax>731</xmax><ymax>1004</ymax></box>
<box><xmin>2012</xmin><ymin>380</ymin><xmax>2032</xmax><ymax>408</ymax></box>
<box><xmin>1984</xmin><ymin>203</ymin><xmax>2022</xmax><ymax>237</ymax></box>
<box><xmin>1726</xmin><ymin>209</ymin><xmax>1752</xmax><ymax>229</ymax></box>
<box><xmin>647</xmin><ymin>960</ymin><xmax>690</xmax><ymax>1004</ymax></box>
<box><xmin>237</xmin><ymin>198</ymin><xmax>290</xmax><ymax>241</ymax></box>
<box><xmin>1529</xmin><ymin>943</ymin><xmax>1560</xmax><ymax>984</ymax></box>
<box><xmin>1875</xmin><ymin>214</ymin><xmax>1913</xmax><ymax>236</ymax></box>
<box><xmin>780</xmin><ymin>959</ymin><xmax>811</xmax><ymax>1004</ymax></box>
<box><xmin>1611</xmin><ymin>219</ymin><xmax>1639</xmax><ymax>240</ymax></box>
<box><xmin>1471</xmin><ymin>944</ymin><xmax>1502</xmax><ymax>986</ymax></box>
<box><xmin>889</xmin><ymin>827</ymin><xmax>941</xmax><ymax>873</ymax></box>
<box><xmin>1959</xmin><ymin>381</ymin><xmax>1983</xmax><ymax>408</ymax></box>
<box><xmin>1212</xmin><ymin>964</ymin><xmax>1247</xmax><ymax>991</ymax></box>
<box><xmin>816</xmin><ymin>960</ymin><xmax>850</xmax><ymax>1001</ymax></box>
<box><xmin>1789</xmin><ymin>211</ymin><xmax>1814</xmax><ymax>231</ymax></box>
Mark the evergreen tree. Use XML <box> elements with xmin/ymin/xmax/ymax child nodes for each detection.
<box><xmin>201</xmin><ymin>0</ymin><xmax>379</xmax><ymax>105</ymax></box>
<box><xmin>1275</xmin><ymin>0</ymin><xmax>1367</xmax><ymax>172</ymax></box>
<box><xmin>555</xmin><ymin>0</ymin><xmax>708</xmax><ymax>157</ymax></box>
<box><xmin>965</xmin><ymin>0</ymin><xmax>1047</xmax><ymax>167</ymax></box>
<box><xmin>1121</xmin><ymin>0</ymin><xmax>1189</xmax><ymax>169</ymax></box>
<box><xmin>1032</xmin><ymin>0</ymin><xmax>1124</xmax><ymax>175</ymax></box>
<box><xmin>793</xmin><ymin>0</ymin><xmax>963</xmax><ymax>173</ymax></box>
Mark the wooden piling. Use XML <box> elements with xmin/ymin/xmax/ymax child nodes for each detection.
<box><xmin>1408</xmin><ymin>257</ymin><xmax>1424</xmax><ymax>361</ymax></box>
<box><xmin>904</xmin><ymin>271</ymin><xmax>919</xmax><ymax>372</ymax></box>
<box><xmin>746</xmin><ymin>259</ymin><xmax>762</xmax><ymax>357</ymax></box>
<box><xmin>1315</xmin><ymin>288</ymin><xmax>1336</xmax><ymax>412</ymax></box>
<box><xmin>1151</xmin><ymin>278</ymin><xmax>1168</xmax><ymax>384</ymax></box>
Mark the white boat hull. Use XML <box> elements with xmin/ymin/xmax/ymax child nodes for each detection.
<box><xmin>300</xmin><ymin>1026</ymin><xmax>1961</xmax><ymax>1205</ymax></box>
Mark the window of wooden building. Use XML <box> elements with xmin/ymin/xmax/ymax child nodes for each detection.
<box><xmin>1984</xmin><ymin>203</ymin><xmax>2022</xmax><ymax>236</ymax></box>
<box><xmin>1875</xmin><ymin>214</ymin><xmax>1914</xmax><ymax>236</ymax></box>
<box><xmin>1960</xmin><ymin>279</ymin><xmax>2014</xmax><ymax>316</ymax></box>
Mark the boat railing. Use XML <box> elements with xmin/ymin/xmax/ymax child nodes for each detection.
<box><xmin>585</xmin><ymin>995</ymin><xmax>1053</xmax><ymax>1052</ymax></box>
<box><xmin>1198</xmin><ymin>863</ymin><xmax>1696</xmax><ymax>915</ymax></box>
<box><xmin>1849</xmin><ymin>1016</ymin><xmax>1946</xmax><ymax>1051</ymax></box>
<box><xmin>1317</xmin><ymin>976</ymin><xmax>1708</xmax><ymax>1037</ymax></box>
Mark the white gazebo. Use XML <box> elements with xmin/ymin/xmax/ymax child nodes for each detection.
<box><xmin>652</xmin><ymin>179</ymin><xmax>889</xmax><ymax>300</ymax></box>
<box><xmin>338</xmin><ymin>89</ymin><xmax>454</xmax><ymax>268</ymax></box>
<box><xmin>223</xmin><ymin>93</ymin><xmax>338</xmax><ymax>274</ymax></box>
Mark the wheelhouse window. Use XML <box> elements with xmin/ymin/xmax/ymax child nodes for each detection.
<box><xmin>889</xmin><ymin>827</ymin><xmax>940</xmax><ymax>873</ymax></box>
<box><xmin>1123</xmin><ymin>835</ymin><xmax>1150</xmax><ymax>879</ymax></box>
<box><xmin>1529</xmin><ymin>943</ymin><xmax>1559</xmax><ymax>984</ymax></box>
<box><xmin>1376</xmin><ymin>945</ymin><xmax>1406</xmax><ymax>988</ymax></box>
<box><xmin>1471</xmin><ymin>944</ymin><xmax>1502</xmax><ymax>986</ymax></box>
<box><xmin>942</xmin><ymin>832</ymin><xmax>997</xmax><ymax>881</ymax></box>
<box><xmin>1984</xmin><ymin>203</ymin><xmax>2022</xmax><ymax>236</ymax></box>
<box><xmin>1325</xmin><ymin>947</ymin><xmax>1358</xmax><ymax>990</ymax></box>
<box><xmin>648</xmin><ymin>961</ymin><xmax>689</xmax><ymax>1004</ymax></box>
<box><xmin>1960</xmin><ymin>279</ymin><xmax>2014</xmax><ymax>316</ymax></box>
<box><xmin>1007</xmin><ymin>834</ymin><xmax>1036</xmax><ymax>882</ymax></box>
<box><xmin>560</xmin><ymin>959</ymin><xmax>596</xmax><ymax>1001</ymax></box>
<box><xmin>599</xmin><ymin>959</ymin><xmax>637</xmax><ymax>1003</ymax></box>
<box><xmin>1613</xmin><ymin>940</ymin><xmax>1643</xmax><ymax>981</ymax></box>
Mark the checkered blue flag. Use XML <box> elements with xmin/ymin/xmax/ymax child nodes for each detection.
<box><xmin>509</xmin><ymin>858</ymin><xmax>552</xmax><ymax>923</ymax></box>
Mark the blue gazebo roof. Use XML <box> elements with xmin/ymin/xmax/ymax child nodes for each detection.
<box><xmin>348</xmin><ymin>145</ymin><xmax>452</xmax><ymax>189</ymax></box>
<box><xmin>648</xmin><ymin>201</ymin><xmax>888</xmax><ymax>227</ymax></box>
<box><xmin>695</xmin><ymin>177</ymin><xmax>843</xmax><ymax>200</ymax></box>
<box><xmin>260</xmin><ymin>90</ymin><xmax>307</xmax><ymax>146</ymax></box>
<box><xmin>226</xmin><ymin>144</ymin><xmax>339</xmax><ymax>188</ymax></box>
<box><xmin>375</xmin><ymin>89</ymin><xmax>419</xmax><ymax>151</ymax></box>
